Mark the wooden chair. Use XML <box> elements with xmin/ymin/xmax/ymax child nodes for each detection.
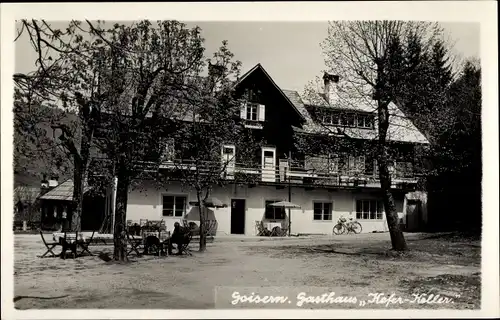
<box><xmin>60</xmin><ymin>231</ymin><xmax>78</xmax><ymax>259</ymax></box>
<box><xmin>125</xmin><ymin>229</ymin><xmax>143</xmax><ymax>257</ymax></box>
<box><xmin>203</xmin><ymin>220</ymin><xmax>218</xmax><ymax>242</ymax></box>
<box><xmin>159</xmin><ymin>220</ymin><xmax>166</xmax><ymax>231</ymax></box>
<box><xmin>271</xmin><ymin>226</ymin><xmax>288</xmax><ymax>237</ymax></box>
<box><xmin>77</xmin><ymin>230</ymin><xmax>96</xmax><ymax>256</ymax></box>
<box><xmin>39</xmin><ymin>231</ymin><xmax>61</xmax><ymax>258</ymax></box>
<box><xmin>179</xmin><ymin>230</ymin><xmax>193</xmax><ymax>256</ymax></box>
<box><xmin>255</xmin><ymin>221</ymin><xmax>271</xmax><ymax>236</ymax></box>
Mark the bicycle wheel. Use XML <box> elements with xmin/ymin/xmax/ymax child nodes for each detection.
<box><xmin>351</xmin><ymin>221</ymin><xmax>362</xmax><ymax>234</ymax></box>
<box><xmin>332</xmin><ymin>223</ymin><xmax>346</xmax><ymax>235</ymax></box>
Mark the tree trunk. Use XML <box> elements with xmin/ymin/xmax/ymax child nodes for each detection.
<box><xmin>71</xmin><ymin>159</ymin><xmax>84</xmax><ymax>231</ymax></box>
<box><xmin>378</xmin><ymin>99</ymin><xmax>408</xmax><ymax>251</ymax></box>
<box><xmin>196</xmin><ymin>190</ymin><xmax>207</xmax><ymax>252</ymax></box>
<box><xmin>113</xmin><ymin>171</ymin><xmax>129</xmax><ymax>261</ymax></box>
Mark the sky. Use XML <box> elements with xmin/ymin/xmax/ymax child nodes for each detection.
<box><xmin>15</xmin><ymin>21</ymin><xmax>480</xmax><ymax>93</ymax></box>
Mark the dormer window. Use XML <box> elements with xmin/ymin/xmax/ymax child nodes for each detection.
<box><xmin>345</xmin><ymin>113</ymin><xmax>356</xmax><ymax>127</ymax></box>
<box><xmin>356</xmin><ymin>114</ymin><xmax>374</xmax><ymax>128</ymax></box>
<box><xmin>321</xmin><ymin>110</ymin><xmax>374</xmax><ymax>129</ymax></box>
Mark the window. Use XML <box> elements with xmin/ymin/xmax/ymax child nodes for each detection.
<box><xmin>265</xmin><ymin>200</ymin><xmax>286</xmax><ymax>220</ymax></box>
<box><xmin>363</xmin><ymin>115</ymin><xmax>374</xmax><ymax>128</ymax></box>
<box><xmin>162</xmin><ymin>195</ymin><xmax>187</xmax><ymax>217</ymax></box>
<box><xmin>332</xmin><ymin>112</ymin><xmax>342</xmax><ymax>125</ymax></box>
<box><xmin>322</xmin><ymin>111</ymin><xmax>374</xmax><ymax>129</ymax></box>
<box><xmin>313</xmin><ymin>202</ymin><xmax>333</xmax><ymax>221</ymax></box>
<box><xmin>346</xmin><ymin>113</ymin><xmax>356</xmax><ymax>127</ymax></box>
<box><xmin>356</xmin><ymin>200</ymin><xmax>384</xmax><ymax>220</ymax></box>
<box><xmin>394</xmin><ymin>161</ymin><xmax>414</xmax><ymax>178</ymax></box>
<box><xmin>356</xmin><ymin>114</ymin><xmax>375</xmax><ymax>128</ymax></box>
<box><xmin>348</xmin><ymin>155</ymin><xmax>366</xmax><ymax>172</ymax></box>
<box><xmin>161</xmin><ymin>138</ymin><xmax>175</xmax><ymax>161</ymax></box>
<box><xmin>246</xmin><ymin>102</ymin><xmax>258</xmax><ymax>121</ymax></box>
<box><xmin>322</xmin><ymin>114</ymin><xmax>333</xmax><ymax>124</ymax></box>
<box><xmin>357</xmin><ymin>114</ymin><xmax>365</xmax><ymax>127</ymax></box>
<box><xmin>323</xmin><ymin>112</ymin><xmax>342</xmax><ymax>125</ymax></box>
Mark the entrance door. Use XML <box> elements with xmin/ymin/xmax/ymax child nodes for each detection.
<box><xmin>230</xmin><ymin>199</ymin><xmax>246</xmax><ymax>234</ymax></box>
<box><xmin>261</xmin><ymin>147</ymin><xmax>276</xmax><ymax>182</ymax></box>
<box><xmin>406</xmin><ymin>200</ymin><xmax>422</xmax><ymax>231</ymax></box>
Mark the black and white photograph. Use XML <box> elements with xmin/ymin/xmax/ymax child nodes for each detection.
<box><xmin>1</xmin><ymin>2</ymin><xmax>498</xmax><ymax>319</ymax></box>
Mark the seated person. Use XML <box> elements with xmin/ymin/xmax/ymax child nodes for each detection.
<box><xmin>168</xmin><ymin>222</ymin><xmax>190</xmax><ymax>255</ymax></box>
<box><xmin>144</xmin><ymin>235</ymin><xmax>161</xmax><ymax>255</ymax></box>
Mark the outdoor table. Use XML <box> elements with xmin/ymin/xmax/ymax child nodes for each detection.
<box><xmin>142</xmin><ymin>230</ymin><xmax>171</xmax><ymax>256</ymax></box>
<box><xmin>52</xmin><ymin>232</ymin><xmax>93</xmax><ymax>258</ymax></box>
<box><xmin>53</xmin><ymin>232</ymin><xmax>90</xmax><ymax>243</ymax></box>
<box><xmin>266</xmin><ymin>222</ymin><xmax>282</xmax><ymax>231</ymax></box>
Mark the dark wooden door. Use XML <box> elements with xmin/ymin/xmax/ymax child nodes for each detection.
<box><xmin>230</xmin><ymin>199</ymin><xmax>246</xmax><ymax>234</ymax></box>
<box><xmin>406</xmin><ymin>200</ymin><xmax>422</xmax><ymax>231</ymax></box>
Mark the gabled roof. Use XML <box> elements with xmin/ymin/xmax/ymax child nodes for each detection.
<box><xmin>236</xmin><ymin>64</ymin><xmax>307</xmax><ymax>123</ymax></box>
<box><xmin>39</xmin><ymin>179</ymin><xmax>92</xmax><ymax>201</ymax></box>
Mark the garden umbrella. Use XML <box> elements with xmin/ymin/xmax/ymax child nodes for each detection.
<box><xmin>189</xmin><ymin>197</ymin><xmax>226</xmax><ymax>208</ymax></box>
<box><xmin>185</xmin><ymin>206</ymin><xmax>216</xmax><ymax>221</ymax></box>
<box><xmin>268</xmin><ymin>201</ymin><xmax>301</xmax><ymax>236</ymax></box>
<box><xmin>268</xmin><ymin>201</ymin><xmax>301</xmax><ymax>209</ymax></box>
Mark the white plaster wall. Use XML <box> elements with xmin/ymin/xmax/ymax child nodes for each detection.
<box><xmin>127</xmin><ymin>181</ymin><xmax>235</xmax><ymax>234</ymax></box>
<box><xmin>126</xmin><ymin>181</ymin><xmax>405</xmax><ymax>235</ymax></box>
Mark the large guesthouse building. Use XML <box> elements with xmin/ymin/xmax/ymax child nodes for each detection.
<box><xmin>105</xmin><ymin>64</ymin><xmax>429</xmax><ymax>236</ymax></box>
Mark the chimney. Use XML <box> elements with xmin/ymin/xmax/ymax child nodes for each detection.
<box><xmin>323</xmin><ymin>72</ymin><xmax>340</xmax><ymax>104</ymax></box>
<box><xmin>40</xmin><ymin>174</ymin><xmax>50</xmax><ymax>196</ymax></box>
<box><xmin>48</xmin><ymin>175</ymin><xmax>59</xmax><ymax>190</ymax></box>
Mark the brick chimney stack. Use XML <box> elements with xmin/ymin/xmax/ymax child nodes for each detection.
<box><xmin>40</xmin><ymin>174</ymin><xmax>49</xmax><ymax>196</ymax></box>
<box><xmin>323</xmin><ymin>72</ymin><xmax>340</xmax><ymax>104</ymax></box>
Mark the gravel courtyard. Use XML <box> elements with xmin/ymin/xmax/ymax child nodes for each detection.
<box><xmin>13</xmin><ymin>232</ymin><xmax>481</xmax><ymax>310</ymax></box>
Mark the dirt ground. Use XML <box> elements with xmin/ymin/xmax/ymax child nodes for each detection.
<box><xmin>13</xmin><ymin>232</ymin><xmax>481</xmax><ymax>310</ymax></box>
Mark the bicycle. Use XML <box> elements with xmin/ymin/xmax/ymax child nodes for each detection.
<box><xmin>332</xmin><ymin>216</ymin><xmax>362</xmax><ymax>235</ymax></box>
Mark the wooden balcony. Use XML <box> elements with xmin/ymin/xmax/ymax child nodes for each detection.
<box><xmin>155</xmin><ymin>158</ymin><xmax>418</xmax><ymax>190</ymax></box>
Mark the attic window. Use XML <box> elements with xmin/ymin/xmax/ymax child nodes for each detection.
<box><xmin>356</xmin><ymin>114</ymin><xmax>374</xmax><ymax>128</ymax></box>
<box><xmin>241</xmin><ymin>102</ymin><xmax>265</xmax><ymax>122</ymax></box>
<box><xmin>321</xmin><ymin>111</ymin><xmax>374</xmax><ymax>129</ymax></box>
<box><xmin>246</xmin><ymin>102</ymin><xmax>258</xmax><ymax>121</ymax></box>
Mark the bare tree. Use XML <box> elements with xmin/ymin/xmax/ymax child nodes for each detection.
<box><xmin>14</xmin><ymin>20</ymin><xmax>206</xmax><ymax>261</ymax></box>
<box><xmin>161</xmin><ymin>42</ymin><xmax>262</xmax><ymax>251</ymax></box>
<box><xmin>14</xmin><ymin>20</ymin><xmax>110</xmax><ymax>232</ymax></box>
<box><xmin>307</xmin><ymin>21</ymin><xmax>445</xmax><ymax>251</ymax></box>
<box><xmin>85</xmin><ymin>20</ymin><xmax>207</xmax><ymax>261</ymax></box>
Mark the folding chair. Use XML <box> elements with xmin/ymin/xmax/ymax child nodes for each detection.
<box><xmin>271</xmin><ymin>226</ymin><xmax>288</xmax><ymax>237</ymax></box>
<box><xmin>77</xmin><ymin>230</ymin><xmax>95</xmax><ymax>256</ymax></box>
<box><xmin>39</xmin><ymin>231</ymin><xmax>61</xmax><ymax>258</ymax></box>
<box><xmin>179</xmin><ymin>231</ymin><xmax>193</xmax><ymax>256</ymax></box>
<box><xmin>203</xmin><ymin>220</ymin><xmax>218</xmax><ymax>242</ymax></box>
<box><xmin>256</xmin><ymin>221</ymin><xmax>271</xmax><ymax>236</ymax></box>
<box><xmin>159</xmin><ymin>220</ymin><xmax>166</xmax><ymax>231</ymax></box>
<box><xmin>125</xmin><ymin>229</ymin><xmax>143</xmax><ymax>257</ymax></box>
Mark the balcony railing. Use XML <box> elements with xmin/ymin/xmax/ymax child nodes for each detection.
<box><xmin>154</xmin><ymin>158</ymin><xmax>417</xmax><ymax>189</ymax></box>
<box><xmin>90</xmin><ymin>155</ymin><xmax>417</xmax><ymax>189</ymax></box>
